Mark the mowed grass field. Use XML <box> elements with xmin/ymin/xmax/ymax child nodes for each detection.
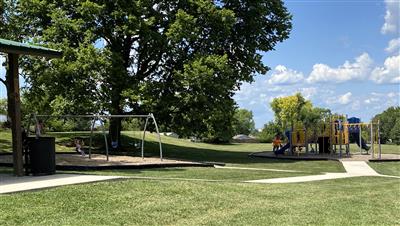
<box><xmin>0</xmin><ymin>129</ymin><xmax>399</xmax><ymax>225</ymax></box>
<box><xmin>0</xmin><ymin>172</ymin><xmax>399</xmax><ymax>225</ymax></box>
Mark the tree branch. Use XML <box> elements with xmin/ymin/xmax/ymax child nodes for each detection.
<box><xmin>0</xmin><ymin>77</ymin><xmax>6</xmax><ymax>87</ymax></box>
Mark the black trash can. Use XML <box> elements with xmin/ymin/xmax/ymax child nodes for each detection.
<box><xmin>26</xmin><ymin>137</ymin><xmax>56</xmax><ymax>176</ymax></box>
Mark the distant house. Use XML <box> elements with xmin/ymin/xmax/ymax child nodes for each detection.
<box><xmin>162</xmin><ymin>132</ymin><xmax>179</xmax><ymax>138</ymax></box>
<box><xmin>232</xmin><ymin>134</ymin><xmax>259</xmax><ymax>143</ymax></box>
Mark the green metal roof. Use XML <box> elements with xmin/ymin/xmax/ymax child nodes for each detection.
<box><xmin>0</xmin><ymin>38</ymin><xmax>62</xmax><ymax>58</ymax></box>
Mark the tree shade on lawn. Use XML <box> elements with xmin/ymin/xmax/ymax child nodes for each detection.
<box><xmin>16</xmin><ymin>0</ymin><xmax>292</xmax><ymax>143</ymax></box>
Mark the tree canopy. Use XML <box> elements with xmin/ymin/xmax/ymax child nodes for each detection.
<box><xmin>270</xmin><ymin>93</ymin><xmax>330</xmax><ymax>131</ymax></box>
<box><xmin>232</xmin><ymin>108</ymin><xmax>255</xmax><ymax>135</ymax></box>
<box><xmin>10</xmin><ymin>0</ymin><xmax>292</xmax><ymax>143</ymax></box>
<box><xmin>257</xmin><ymin>121</ymin><xmax>280</xmax><ymax>143</ymax></box>
<box><xmin>270</xmin><ymin>93</ymin><xmax>307</xmax><ymax>129</ymax></box>
<box><xmin>373</xmin><ymin>106</ymin><xmax>400</xmax><ymax>144</ymax></box>
<box><xmin>0</xmin><ymin>0</ymin><xmax>18</xmax><ymax>40</ymax></box>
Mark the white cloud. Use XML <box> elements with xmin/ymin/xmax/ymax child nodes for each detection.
<box><xmin>307</xmin><ymin>53</ymin><xmax>373</xmax><ymax>83</ymax></box>
<box><xmin>387</xmin><ymin>92</ymin><xmax>399</xmax><ymax>98</ymax></box>
<box><xmin>338</xmin><ymin>92</ymin><xmax>352</xmax><ymax>105</ymax></box>
<box><xmin>327</xmin><ymin>92</ymin><xmax>352</xmax><ymax>105</ymax></box>
<box><xmin>267</xmin><ymin>65</ymin><xmax>304</xmax><ymax>85</ymax></box>
<box><xmin>386</xmin><ymin>92</ymin><xmax>400</xmax><ymax>106</ymax></box>
<box><xmin>0</xmin><ymin>55</ymin><xmax>5</xmax><ymax>80</ymax></box>
<box><xmin>370</xmin><ymin>54</ymin><xmax>400</xmax><ymax>84</ymax></box>
<box><xmin>0</xmin><ymin>55</ymin><xmax>7</xmax><ymax>98</ymax></box>
<box><xmin>234</xmin><ymin>83</ymin><xmax>259</xmax><ymax>102</ymax></box>
<box><xmin>299</xmin><ymin>87</ymin><xmax>317</xmax><ymax>100</ymax></box>
<box><xmin>249</xmin><ymin>100</ymin><xmax>257</xmax><ymax>105</ymax></box>
<box><xmin>267</xmin><ymin>86</ymin><xmax>282</xmax><ymax>92</ymax></box>
<box><xmin>385</xmin><ymin>38</ymin><xmax>400</xmax><ymax>53</ymax></box>
<box><xmin>364</xmin><ymin>92</ymin><xmax>399</xmax><ymax>109</ymax></box>
<box><xmin>364</xmin><ymin>97</ymin><xmax>379</xmax><ymax>104</ymax></box>
<box><xmin>351</xmin><ymin>100</ymin><xmax>361</xmax><ymax>111</ymax></box>
<box><xmin>381</xmin><ymin>0</ymin><xmax>400</xmax><ymax>34</ymax></box>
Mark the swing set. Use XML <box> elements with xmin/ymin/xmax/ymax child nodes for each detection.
<box><xmin>27</xmin><ymin>113</ymin><xmax>163</xmax><ymax>161</ymax></box>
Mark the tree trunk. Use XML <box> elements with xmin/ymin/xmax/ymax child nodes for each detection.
<box><xmin>109</xmin><ymin>117</ymin><xmax>122</xmax><ymax>150</ymax></box>
<box><xmin>109</xmin><ymin>99</ymin><xmax>122</xmax><ymax>151</ymax></box>
<box><xmin>107</xmin><ymin>41</ymin><xmax>132</xmax><ymax>151</ymax></box>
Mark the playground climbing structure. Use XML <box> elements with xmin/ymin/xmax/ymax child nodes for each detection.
<box><xmin>274</xmin><ymin>115</ymin><xmax>382</xmax><ymax>159</ymax></box>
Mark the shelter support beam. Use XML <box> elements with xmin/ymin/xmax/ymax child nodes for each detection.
<box><xmin>378</xmin><ymin>120</ymin><xmax>381</xmax><ymax>159</ymax></box>
<box><xmin>8</xmin><ymin>53</ymin><xmax>23</xmax><ymax>176</ymax></box>
<box><xmin>370</xmin><ymin>123</ymin><xmax>374</xmax><ymax>158</ymax></box>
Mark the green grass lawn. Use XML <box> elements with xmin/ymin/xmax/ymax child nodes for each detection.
<box><xmin>348</xmin><ymin>143</ymin><xmax>400</xmax><ymax>154</ymax></box>
<box><xmin>368</xmin><ymin>162</ymin><xmax>400</xmax><ymax>177</ymax></box>
<box><xmin>62</xmin><ymin>167</ymin><xmax>310</xmax><ymax>182</ymax></box>
<box><xmin>0</xmin><ymin>176</ymin><xmax>399</xmax><ymax>225</ymax></box>
<box><xmin>1</xmin><ymin>129</ymin><xmax>399</xmax><ymax>225</ymax></box>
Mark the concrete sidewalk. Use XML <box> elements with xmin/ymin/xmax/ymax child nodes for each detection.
<box><xmin>0</xmin><ymin>174</ymin><xmax>123</xmax><ymax>194</ymax></box>
<box><xmin>246</xmin><ymin>161</ymin><xmax>397</xmax><ymax>184</ymax></box>
<box><xmin>214</xmin><ymin>165</ymin><xmax>303</xmax><ymax>173</ymax></box>
<box><xmin>341</xmin><ymin>161</ymin><xmax>380</xmax><ymax>176</ymax></box>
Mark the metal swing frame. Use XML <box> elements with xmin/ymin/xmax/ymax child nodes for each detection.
<box><xmin>28</xmin><ymin>113</ymin><xmax>163</xmax><ymax>161</ymax></box>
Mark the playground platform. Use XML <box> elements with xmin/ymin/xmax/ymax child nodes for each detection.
<box><xmin>0</xmin><ymin>153</ymin><xmax>214</xmax><ymax>171</ymax></box>
<box><xmin>249</xmin><ymin>151</ymin><xmax>400</xmax><ymax>161</ymax></box>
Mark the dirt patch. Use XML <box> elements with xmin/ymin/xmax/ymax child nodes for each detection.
<box><xmin>0</xmin><ymin>153</ymin><xmax>201</xmax><ymax>167</ymax></box>
<box><xmin>57</xmin><ymin>154</ymin><xmax>197</xmax><ymax>166</ymax></box>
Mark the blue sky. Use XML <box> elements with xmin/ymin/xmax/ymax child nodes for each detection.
<box><xmin>235</xmin><ymin>0</ymin><xmax>400</xmax><ymax>128</ymax></box>
<box><xmin>1</xmin><ymin>0</ymin><xmax>399</xmax><ymax>128</ymax></box>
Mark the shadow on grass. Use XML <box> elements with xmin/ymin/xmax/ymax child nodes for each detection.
<box><xmin>0</xmin><ymin>166</ymin><xmax>13</xmax><ymax>174</ymax></box>
<box><xmin>1</xmin><ymin>131</ymin><xmax>304</xmax><ymax>166</ymax></box>
<box><xmin>113</xmin><ymin>135</ymin><xmax>298</xmax><ymax>165</ymax></box>
<box><xmin>60</xmin><ymin>167</ymin><xmax>189</xmax><ymax>176</ymax></box>
<box><xmin>0</xmin><ymin>138</ymin><xmax>11</xmax><ymax>153</ymax></box>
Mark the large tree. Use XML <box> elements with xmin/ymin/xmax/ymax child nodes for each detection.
<box><xmin>270</xmin><ymin>93</ymin><xmax>330</xmax><ymax>130</ymax></box>
<box><xmin>15</xmin><ymin>0</ymin><xmax>292</xmax><ymax>145</ymax></box>
<box><xmin>0</xmin><ymin>0</ymin><xmax>18</xmax><ymax>39</ymax></box>
<box><xmin>1</xmin><ymin>0</ymin><xmax>23</xmax><ymax>130</ymax></box>
<box><xmin>373</xmin><ymin>106</ymin><xmax>400</xmax><ymax>144</ymax></box>
<box><xmin>232</xmin><ymin>108</ymin><xmax>255</xmax><ymax>135</ymax></box>
<box><xmin>271</xmin><ymin>93</ymin><xmax>308</xmax><ymax>130</ymax></box>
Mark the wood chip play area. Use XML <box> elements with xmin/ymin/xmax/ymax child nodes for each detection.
<box><xmin>0</xmin><ymin>153</ymin><xmax>211</xmax><ymax>171</ymax></box>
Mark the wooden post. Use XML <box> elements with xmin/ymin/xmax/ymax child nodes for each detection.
<box><xmin>305</xmin><ymin>128</ymin><xmax>308</xmax><ymax>154</ymax></box>
<box><xmin>377</xmin><ymin>120</ymin><xmax>382</xmax><ymax>159</ymax></box>
<box><xmin>7</xmin><ymin>53</ymin><xmax>24</xmax><ymax>176</ymax></box>
<box><xmin>359</xmin><ymin>125</ymin><xmax>362</xmax><ymax>154</ymax></box>
<box><xmin>370</xmin><ymin>122</ymin><xmax>374</xmax><ymax>158</ymax></box>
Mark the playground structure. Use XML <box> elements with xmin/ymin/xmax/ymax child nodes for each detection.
<box><xmin>27</xmin><ymin>114</ymin><xmax>163</xmax><ymax>161</ymax></box>
<box><xmin>274</xmin><ymin>115</ymin><xmax>382</xmax><ymax>159</ymax></box>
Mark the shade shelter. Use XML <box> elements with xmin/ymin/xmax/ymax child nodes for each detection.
<box><xmin>0</xmin><ymin>38</ymin><xmax>62</xmax><ymax>176</ymax></box>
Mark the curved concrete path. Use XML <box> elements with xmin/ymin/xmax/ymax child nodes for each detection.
<box><xmin>246</xmin><ymin>161</ymin><xmax>399</xmax><ymax>184</ymax></box>
<box><xmin>0</xmin><ymin>174</ymin><xmax>124</xmax><ymax>194</ymax></box>
<box><xmin>1</xmin><ymin>161</ymin><xmax>398</xmax><ymax>193</ymax></box>
<box><xmin>214</xmin><ymin>165</ymin><xmax>303</xmax><ymax>173</ymax></box>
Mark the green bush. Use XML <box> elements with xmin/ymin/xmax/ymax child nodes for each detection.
<box><xmin>257</xmin><ymin>121</ymin><xmax>282</xmax><ymax>143</ymax></box>
<box><xmin>45</xmin><ymin>118</ymin><xmax>92</xmax><ymax>132</ymax></box>
<box><xmin>373</xmin><ymin>106</ymin><xmax>400</xmax><ymax>144</ymax></box>
<box><xmin>390</xmin><ymin>120</ymin><xmax>400</xmax><ymax>145</ymax></box>
<box><xmin>121</xmin><ymin>118</ymin><xmax>141</xmax><ymax>131</ymax></box>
